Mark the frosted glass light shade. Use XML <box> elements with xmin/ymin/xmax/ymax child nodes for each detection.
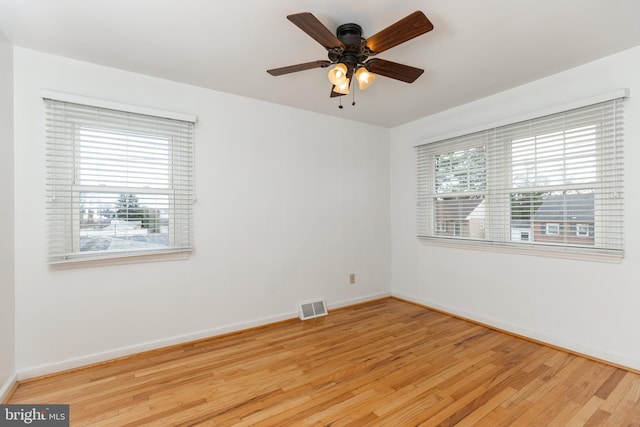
<box><xmin>334</xmin><ymin>79</ymin><xmax>350</xmax><ymax>95</ymax></box>
<box><xmin>355</xmin><ymin>67</ymin><xmax>376</xmax><ymax>90</ymax></box>
<box><xmin>328</xmin><ymin>63</ymin><xmax>348</xmax><ymax>85</ymax></box>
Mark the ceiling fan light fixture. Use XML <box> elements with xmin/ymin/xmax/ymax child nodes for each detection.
<box><xmin>334</xmin><ymin>78</ymin><xmax>350</xmax><ymax>95</ymax></box>
<box><xmin>355</xmin><ymin>67</ymin><xmax>376</xmax><ymax>90</ymax></box>
<box><xmin>268</xmin><ymin>11</ymin><xmax>433</xmax><ymax>99</ymax></box>
<box><xmin>328</xmin><ymin>63</ymin><xmax>348</xmax><ymax>85</ymax></box>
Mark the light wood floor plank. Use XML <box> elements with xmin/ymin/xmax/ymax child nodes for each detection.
<box><xmin>7</xmin><ymin>298</ymin><xmax>640</xmax><ymax>425</ymax></box>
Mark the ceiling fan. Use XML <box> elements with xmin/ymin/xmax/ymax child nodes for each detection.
<box><xmin>267</xmin><ymin>11</ymin><xmax>434</xmax><ymax>98</ymax></box>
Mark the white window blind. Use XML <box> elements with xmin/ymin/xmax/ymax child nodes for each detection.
<box><xmin>417</xmin><ymin>96</ymin><xmax>625</xmax><ymax>260</ymax></box>
<box><xmin>45</xmin><ymin>98</ymin><xmax>195</xmax><ymax>264</ymax></box>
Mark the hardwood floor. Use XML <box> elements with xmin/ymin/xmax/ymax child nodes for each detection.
<box><xmin>7</xmin><ymin>298</ymin><xmax>640</xmax><ymax>426</ymax></box>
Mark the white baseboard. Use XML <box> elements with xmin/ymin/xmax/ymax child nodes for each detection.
<box><xmin>0</xmin><ymin>372</ymin><xmax>17</xmax><ymax>403</ymax></box>
<box><xmin>17</xmin><ymin>292</ymin><xmax>390</xmax><ymax>381</ymax></box>
<box><xmin>16</xmin><ymin>311</ymin><xmax>296</xmax><ymax>381</ymax></box>
<box><xmin>327</xmin><ymin>292</ymin><xmax>391</xmax><ymax>310</ymax></box>
<box><xmin>391</xmin><ymin>291</ymin><xmax>640</xmax><ymax>373</ymax></box>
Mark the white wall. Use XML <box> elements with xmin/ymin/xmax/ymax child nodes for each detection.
<box><xmin>0</xmin><ymin>31</ymin><xmax>15</xmax><ymax>400</ymax></box>
<box><xmin>390</xmin><ymin>45</ymin><xmax>640</xmax><ymax>370</ymax></box>
<box><xmin>13</xmin><ymin>41</ymin><xmax>640</xmax><ymax>379</ymax></box>
<box><xmin>13</xmin><ymin>48</ymin><xmax>391</xmax><ymax>377</ymax></box>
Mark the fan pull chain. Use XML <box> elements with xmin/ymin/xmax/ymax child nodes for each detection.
<box><xmin>337</xmin><ymin>91</ymin><xmax>357</xmax><ymax>109</ymax></box>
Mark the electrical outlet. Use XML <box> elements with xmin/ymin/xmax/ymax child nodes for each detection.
<box><xmin>349</xmin><ymin>273</ymin><xmax>356</xmax><ymax>285</ymax></box>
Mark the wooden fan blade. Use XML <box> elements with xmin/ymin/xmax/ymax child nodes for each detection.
<box><xmin>287</xmin><ymin>12</ymin><xmax>344</xmax><ymax>50</ymax></box>
<box><xmin>366</xmin><ymin>11</ymin><xmax>433</xmax><ymax>54</ymax></box>
<box><xmin>267</xmin><ymin>60</ymin><xmax>332</xmax><ymax>76</ymax></box>
<box><xmin>366</xmin><ymin>59</ymin><xmax>424</xmax><ymax>83</ymax></box>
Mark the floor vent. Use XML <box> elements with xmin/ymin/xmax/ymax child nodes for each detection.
<box><xmin>298</xmin><ymin>299</ymin><xmax>328</xmax><ymax>320</ymax></box>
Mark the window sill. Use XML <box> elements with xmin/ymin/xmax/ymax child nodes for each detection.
<box><xmin>48</xmin><ymin>249</ymin><xmax>192</xmax><ymax>269</ymax></box>
<box><xmin>418</xmin><ymin>237</ymin><xmax>623</xmax><ymax>263</ymax></box>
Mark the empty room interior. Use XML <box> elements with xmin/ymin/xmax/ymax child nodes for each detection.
<box><xmin>2</xmin><ymin>1</ymin><xmax>640</xmax><ymax>425</ymax></box>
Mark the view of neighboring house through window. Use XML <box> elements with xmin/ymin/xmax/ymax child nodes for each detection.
<box><xmin>432</xmin><ymin>142</ymin><xmax>487</xmax><ymax>240</ymax></box>
<box><xmin>45</xmin><ymin>97</ymin><xmax>195</xmax><ymax>263</ymax></box>
<box><xmin>509</xmin><ymin>125</ymin><xmax>598</xmax><ymax>247</ymax></box>
<box><xmin>417</xmin><ymin>94</ymin><xmax>625</xmax><ymax>259</ymax></box>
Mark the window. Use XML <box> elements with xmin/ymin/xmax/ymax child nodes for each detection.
<box><xmin>45</xmin><ymin>96</ymin><xmax>195</xmax><ymax>263</ymax></box>
<box><xmin>575</xmin><ymin>224</ymin><xmax>590</xmax><ymax>237</ymax></box>
<box><xmin>435</xmin><ymin>221</ymin><xmax>447</xmax><ymax>233</ymax></box>
<box><xmin>417</xmin><ymin>93</ymin><xmax>625</xmax><ymax>260</ymax></box>
<box><xmin>544</xmin><ymin>223</ymin><xmax>560</xmax><ymax>236</ymax></box>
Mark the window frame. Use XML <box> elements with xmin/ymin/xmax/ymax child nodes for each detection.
<box><xmin>416</xmin><ymin>90</ymin><xmax>626</xmax><ymax>262</ymax></box>
<box><xmin>575</xmin><ymin>223</ymin><xmax>590</xmax><ymax>237</ymax></box>
<box><xmin>44</xmin><ymin>91</ymin><xmax>197</xmax><ymax>265</ymax></box>
<box><xmin>544</xmin><ymin>223</ymin><xmax>561</xmax><ymax>236</ymax></box>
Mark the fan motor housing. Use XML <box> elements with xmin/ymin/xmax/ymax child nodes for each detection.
<box><xmin>330</xmin><ymin>23</ymin><xmax>369</xmax><ymax>66</ymax></box>
<box><xmin>336</xmin><ymin>23</ymin><xmax>363</xmax><ymax>46</ymax></box>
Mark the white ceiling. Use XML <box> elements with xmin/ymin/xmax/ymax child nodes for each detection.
<box><xmin>1</xmin><ymin>0</ymin><xmax>640</xmax><ymax>128</ymax></box>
